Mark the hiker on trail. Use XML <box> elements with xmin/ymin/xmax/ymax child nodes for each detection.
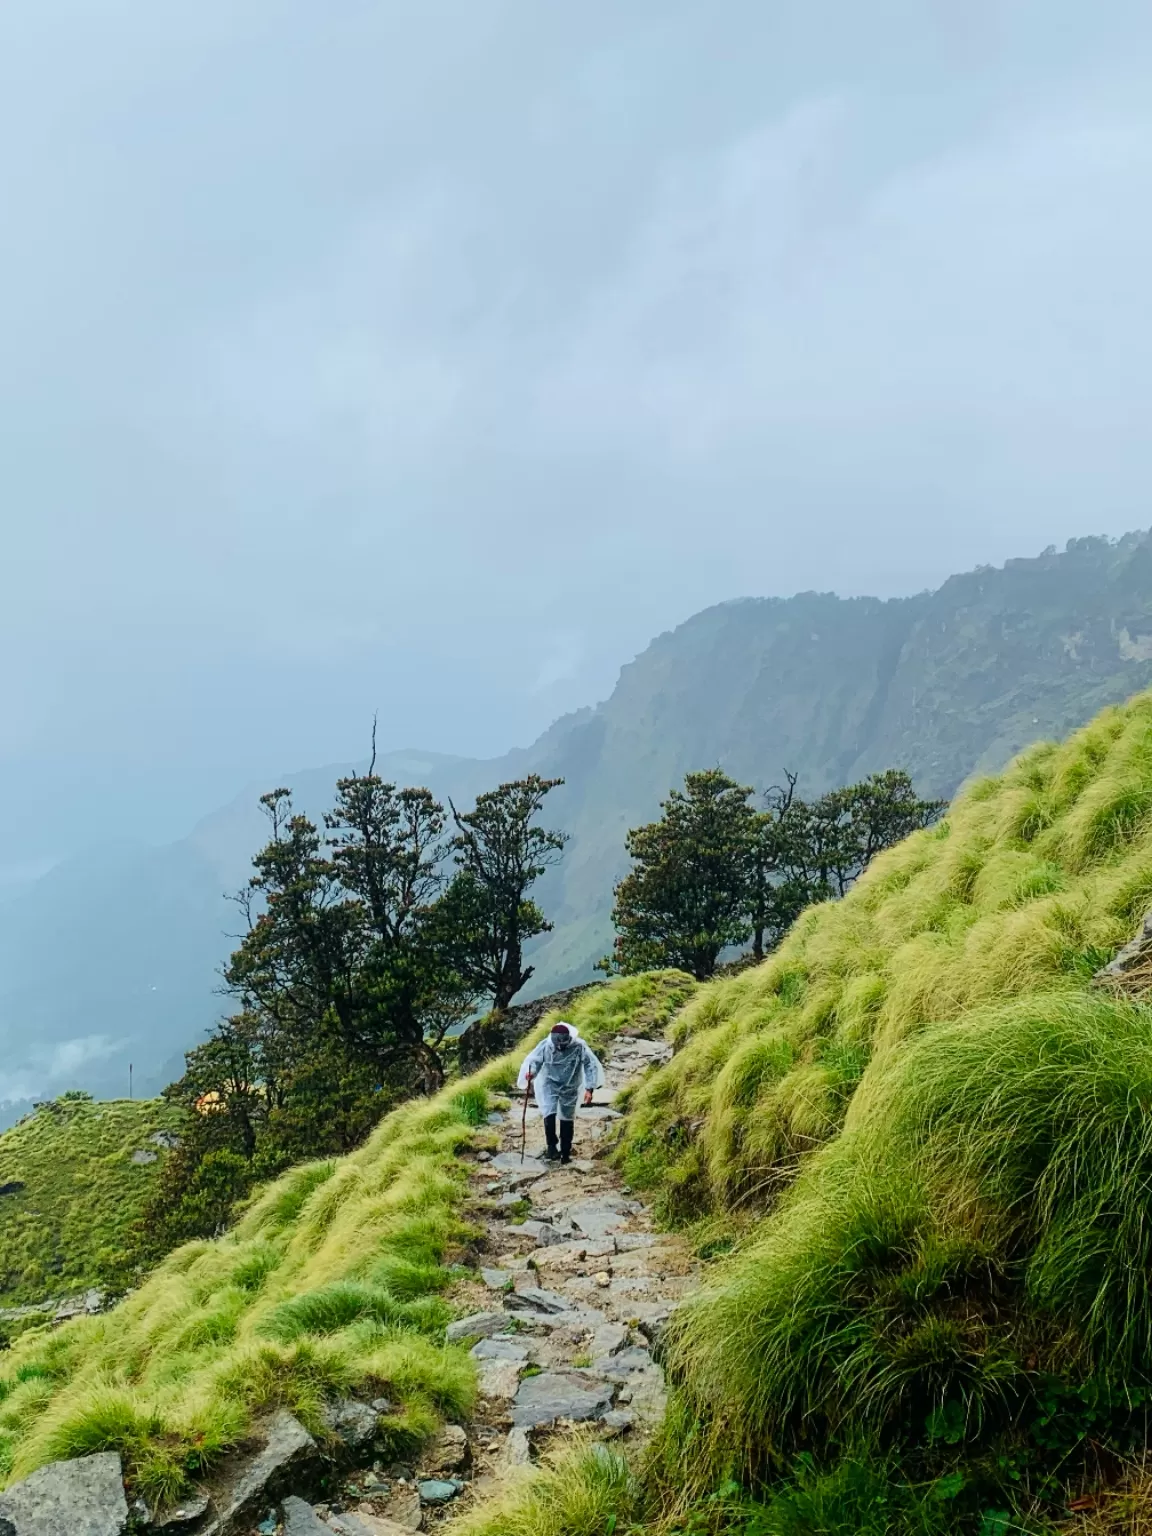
<box><xmin>517</xmin><ymin>1021</ymin><xmax>605</xmax><ymax>1164</ymax></box>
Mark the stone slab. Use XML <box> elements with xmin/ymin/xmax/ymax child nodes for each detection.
<box><xmin>511</xmin><ymin>1371</ymin><xmax>615</xmax><ymax>1428</ymax></box>
<box><xmin>0</xmin><ymin>1453</ymin><xmax>128</xmax><ymax>1536</ymax></box>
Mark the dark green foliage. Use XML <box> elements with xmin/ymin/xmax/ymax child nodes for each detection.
<box><xmin>609</xmin><ymin>767</ymin><xmax>941</xmax><ymax>978</ymax></box>
<box><xmin>610</xmin><ymin>769</ymin><xmax>758</xmax><ymax>979</ymax></box>
<box><xmin>133</xmin><ymin>765</ymin><xmax>567</xmax><ymax>1259</ymax></box>
<box><xmin>445</xmin><ymin>774</ymin><xmax>568</xmax><ymax>1012</ymax></box>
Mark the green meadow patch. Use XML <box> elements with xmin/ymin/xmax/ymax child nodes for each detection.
<box><xmin>0</xmin><ymin>1096</ymin><xmax>185</xmax><ymax>1308</ymax></box>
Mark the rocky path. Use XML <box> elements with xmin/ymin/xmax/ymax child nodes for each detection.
<box><xmin>450</xmin><ymin>1031</ymin><xmax>698</xmax><ymax>1509</ymax></box>
<box><xmin>0</xmin><ymin>1034</ymin><xmax>694</xmax><ymax>1535</ymax></box>
<box><xmin>258</xmin><ymin>1030</ymin><xmax>698</xmax><ymax>1531</ymax></box>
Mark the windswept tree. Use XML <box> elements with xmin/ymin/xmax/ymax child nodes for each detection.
<box><xmin>781</xmin><ymin>770</ymin><xmax>946</xmax><ymax>903</ymax></box>
<box><xmin>224</xmin><ymin>777</ymin><xmax>476</xmax><ymax>1097</ymax></box>
<box><xmin>746</xmin><ymin>772</ymin><xmax>814</xmax><ymax>960</ymax></box>
<box><xmin>324</xmin><ymin>772</ymin><xmax>476</xmax><ymax>1091</ymax></box>
<box><xmin>610</xmin><ymin>766</ymin><xmax>945</xmax><ymax>977</ymax></box>
<box><xmin>445</xmin><ymin>775</ymin><xmax>568</xmax><ymax>1012</ymax></box>
<box><xmin>610</xmin><ymin>768</ymin><xmax>755</xmax><ymax>980</ymax></box>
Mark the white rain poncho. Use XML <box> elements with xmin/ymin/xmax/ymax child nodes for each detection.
<box><xmin>517</xmin><ymin>1023</ymin><xmax>605</xmax><ymax>1120</ymax></box>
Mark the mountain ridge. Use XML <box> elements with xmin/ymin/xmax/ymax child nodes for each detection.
<box><xmin>4</xmin><ymin>529</ymin><xmax>1152</xmax><ymax>1119</ymax></box>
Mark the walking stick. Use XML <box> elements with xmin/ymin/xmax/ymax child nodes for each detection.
<box><xmin>520</xmin><ymin>1071</ymin><xmax>532</xmax><ymax>1163</ymax></box>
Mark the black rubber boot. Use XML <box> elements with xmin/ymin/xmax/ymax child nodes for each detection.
<box><xmin>541</xmin><ymin>1114</ymin><xmax>560</xmax><ymax>1161</ymax></box>
<box><xmin>559</xmin><ymin>1118</ymin><xmax>575</xmax><ymax>1164</ymax></box>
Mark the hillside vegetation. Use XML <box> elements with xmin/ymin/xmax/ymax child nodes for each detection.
<box><xmin>0</xmin><ymin>975</ymin><xmax>687</xmax><ymax>1508</ymax></box>
<box><xmin>0</xmin><ymin>1097</ymin><xmax>184</xmax><ymax>1309</ymax></box>
<box><xmin>455</xmin><ymin>688</ymin><xmax>1152</xmax><ymax>1533</ymax></box>
<box><xmin>7</xmin><ymin>531</ymin><xmax>1152</xmax><ymax>1114</ymax></box>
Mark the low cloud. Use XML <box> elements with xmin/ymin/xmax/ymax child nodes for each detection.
<box><xmin>0</xmin><ymin>1035</ymin><xmax>124</xmax><ymax>1109</ymax></box>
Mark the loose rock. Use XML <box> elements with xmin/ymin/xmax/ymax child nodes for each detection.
<box><xmin>424</xmin><ymin>1424</ymin><xmax>469</xmax><ymax>1473</ymax></box>
<box><xmin>477</xmin><ymin>1360</ymin><xmax>522</xmax><ymax>1399</ymax></box>
<box><xmin>199</xmin><ymin>1410</ymin><xmax>316</xmax><ymax>1534</ymax></box>
<box><xmin>282</xmin><ymin>1496</ymin><xmax>329</xmax><ymax>1535</ymax></box>
<box><xmin>503</xmin><ymin>1285</ymin><xmax>570</xmax><ymax>1315</ymax></box>
<box><xmin>470</xmin><ymin>1336</ymin><xmax>531</xmax><ymax>1362</ymax></box>
<box><xmin>502</xmin><ymin>1427</ymin><xmax>533</xmax><ymax>1468</ymax></box>
<box><xmin>602</xmin><ymin>1409</ymin><xmax>636</xmax><ymax>1433</ymax></box>
<box><xmin>445</xmin><ymin>1310</ymin><xmax>507</xmax><ymax>1342</ymax></box>
<box><xmin>417</xmin><ymin>1479</ymin><xmax>462</xmax><ymax>1505</ymax></box>
<box><xmin>154</xmin><ymin>1491</ymin><xmax>211</xmax><ymax>1528</ymax></box>
<box><xmin>593</xmin><ymin>1346</ymin><xmax>652</xmax><ymax>1379</ymax></box>
<box><xmin>511</xmin><ymin>1371</ymin><xmax>614</xmax><ymax>1428</ymax></box>
<box><xmin>591</xmin><ymin>1323</ymin><xmax>630</xmax><ymax>1357</ymax></box>
<box><xmin>321</xmin><ymin>1398</ymin><xmax>379</xmax><ymax>1450</ymax></box>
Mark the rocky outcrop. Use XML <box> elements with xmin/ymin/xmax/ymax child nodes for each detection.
<box><xmin>195</xmin><ymin>1410</ymin><xmax>317</xmax><ymax>1535</ymax></box>
<box><xmin>1095</xmin><ymin>910</ymin><xmax>1152</xmax><ymax>993</ymax></box>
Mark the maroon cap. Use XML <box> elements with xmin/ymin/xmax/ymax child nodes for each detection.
<box><xmin>550</xmin><ymin>1023</ymin><xmax>571</xmax><ymax>1037</ymax></box>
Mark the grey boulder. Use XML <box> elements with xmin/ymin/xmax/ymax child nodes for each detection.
<box><xmin>592</xmin><ymin>1346</ymin><xmax>652</xmax><ymax>1379</ymax></box>
<box><xmin>445</xmin><ymin>1310</ymin><xmax>508</xmax><ymax>1342</ymax></box>
<box><xmin>320</xmin><ymin>1398</ymin><xmax>379</xmax><ymax>1450</ymax></box>
<box><xmin>417</xmin><ymin>1478</ymin><xmax>462</xmax><ymax>1504</ymax></box>
<box><xmin>511</xmin><ymin>1371</ymin><xmax>614</xmax><ymax>1428</ymax></box>
<box><xmin>0</xmin><ymin>1452</ymin><xmax>128</xmax><ymax>1535</ymax></box>
<box><xmin>503</xmin><ymin>1286</ymin><xmax>569</xmax><ymax>1315</ymax></box>
<box><xmin>198</xmin><ymin>1410</ymin><xmax>316</xmax><ymax>1534</ymax></box>
<box><xmin>281</xmin><ymin>1497</ymin><xmax>329</xmax><ymax>1535</ymax></box>
<box><xmin>470</xmin><ymin>1336</ymin><xmax>531</xmax><ymax>1362</ymax></box>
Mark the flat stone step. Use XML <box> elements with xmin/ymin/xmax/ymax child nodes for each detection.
<box><xmin>511</xmin><ymin>1371</ymin><xmax>615</xmax><ymax>1428</ymax></box>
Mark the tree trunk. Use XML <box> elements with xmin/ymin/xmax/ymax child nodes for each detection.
<box><xmin>416</xmin><ymin>1043</ymin><xmax>444</xmax><ymax>1096</ymax></box>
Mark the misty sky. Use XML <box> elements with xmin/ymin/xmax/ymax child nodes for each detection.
<box><xmin>3</xmin><ymin>1</ymin><xmax>1152</xmax><ymax>871</ymax></box>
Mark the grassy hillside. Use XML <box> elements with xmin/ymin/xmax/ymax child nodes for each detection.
<box><xmin>454</xmin><ymin>688</ymin><xmax>1152</xmax><ymax>1534</ymax></box>
<box><xmin>13</xmin><ymin>688</ymin><xmax>1152</xmax><ymax>1530</ymax></box>
<box><xmin>0</xmin><ymin>975</ymin><xmax>689</xmax><ymax>1508</ymax></box>
<box><xmin>0</xmin><ymin>1097</ymin><xmax>185</xmax><ymax>1309</ymax></box>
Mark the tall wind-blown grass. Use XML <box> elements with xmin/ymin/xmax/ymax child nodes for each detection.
<box><xmin>620</xmin><ymin>693</ymin><xmax>1152</xmax><ymax>1221</ymax></box>
<box><xmin>660</xmin><ymin>992</ymin><xmax>1152</xmax><ymax>1507</ymax></box>
<box><xmin>0</xmin><ymin>973</ymin><xmax>687</xmax><ymax>1507</ymax></box>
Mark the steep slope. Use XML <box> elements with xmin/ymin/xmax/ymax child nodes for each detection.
<box><xmin>5</xmin><ymin>531</ymin><xmax>1152</xmax><ymax>1114</ymax></box>
<box><xmin>0</xmin><ymin>976</ymin><xmax>685</xmax><ymax>1508</ymax></box>
<box><xmin>12</xmin><ymin>688</ymin><xmax>1152</xmax><ymax>1531</ymax></box>
<box><xmin>456</xmin><ymin>686</ymin><xmax>1152</xmax><ymax>1534</ymax></box>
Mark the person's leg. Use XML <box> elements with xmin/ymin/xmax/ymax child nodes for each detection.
<box><xmin>542</xmin><ymin>1113</ymin><xmax>559</xmax><ymax>1160</ymax></box>
<box><xmin>559</xmin><ymin>1118</ymin><xmax>574</xmax><ymax>1163</ymax></box>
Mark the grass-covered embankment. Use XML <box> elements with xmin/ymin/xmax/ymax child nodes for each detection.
<box><xmin>0</xmin><ymin>1096</ymin><xmax>185</xmax><ymax>1308</ymax></box>
<box><xmin>0</xmin><ymin>973</ymin><xmax>690</xmax><ymax>1509</ymax></box>
<box><xmin>454</xmin><ymin>691</ymin><xmax>1152</xmax><ymax>1534</ymax></box>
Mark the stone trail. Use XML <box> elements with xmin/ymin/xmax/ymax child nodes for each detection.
<box><xmin>0</xmin><ymin>1032</ymin><xmax>693</xmax><ymax>1534</ymax></box>
<box><xmin>447</xmin><ymin>1030</ymin><xmax>698</xmax><ymax>1510</ymax></box>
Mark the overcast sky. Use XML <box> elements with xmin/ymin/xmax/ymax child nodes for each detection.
<box><xmin>3</xmin><ymin>0</ymin><xmax>1152</xmax><ymax>868</ymax></box>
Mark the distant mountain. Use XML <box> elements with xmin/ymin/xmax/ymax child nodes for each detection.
<box><xmin>4</xmin><ymin>530</ymin><xmax>1152</xmax><ymax>1121</ymax></box>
